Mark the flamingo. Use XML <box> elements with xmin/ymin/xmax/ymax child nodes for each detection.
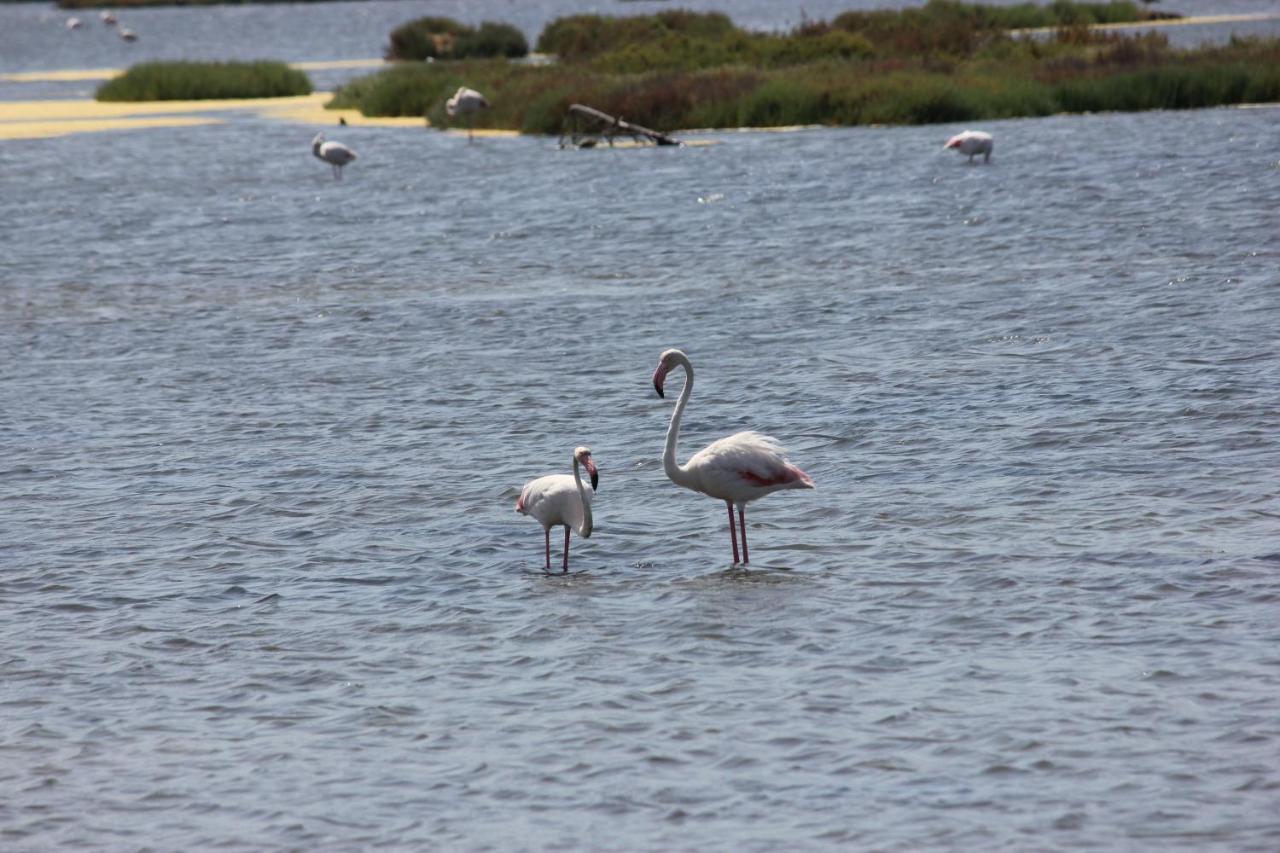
<box><xmin>118</xmin><ymin>27</ymin><xmax>138</xmax><ymax>42</ymax></box>
<box><xmin>312</xmin><ymin>132</ymin><xmax>357</xmax><ymax>179</ymax></box>
<box><xmin>652</xmin><ymin>349</ymin><xmax>813</xmax><ymax>566</ymax></box>
<box><xmin>944</xmin><ymin>130</ymin><xmax>993</xmax><ymax>164</ymax></box>
<box><xmin>445</xmin><ymin>86</ymin><xmax>489</xmax><ymax>142</ymax></box>
<box><xmin>100</xmin><ymin>10</ymin><xmax>117</xmax><ymax>26</ymax></box>
<box><xmin>516</xmin><ymin>446</ymin><xmax>598</xmax><ymax>573</ymax></box>
<box><xmin>65</xmin><ymin>17</ymin><xmax>84</xmax><ymax>29</ymax></box>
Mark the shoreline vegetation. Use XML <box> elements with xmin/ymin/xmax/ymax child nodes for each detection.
<box><xmin>97</xmin><ymin>60</ymin><xmax>311</xmax><ymax>101</ymax></box>
<box><xmin>81</xmin><ymin>3</ymin><xmax>1280</xmax><ymax>131</ymax></box>
<box><xmin>329</xmin><ymin>3</ymin><xmax>1280</xmax><ymax>133</ymax></box>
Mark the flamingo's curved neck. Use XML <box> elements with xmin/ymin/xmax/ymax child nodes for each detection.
<box><xmin>572</xmin><ymin>456</ymin><xmax>593</xmax><ymax>538</ymax></box>
<box><xmin>664</xmin><ymin>357</ymin><xmax>698</xmax><ymax>490</ymax></box>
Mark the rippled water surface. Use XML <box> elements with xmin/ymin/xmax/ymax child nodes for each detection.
<box><xmin>4</xmin><ymin>71</ymin><xmax>1280</xmax><ymax>851</ymax></box>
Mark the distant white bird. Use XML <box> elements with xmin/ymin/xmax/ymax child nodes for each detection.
<box><xmin>445</xmin><ymin>86</ymin><xmax>489</xmax><ymax>141</ymax></box>
<box><xmin>311</xmin><ymin>132</ymin><xmax>357</xmax><ymax>179</ymax></box>
<box><xmin>100</xmin><ymin>10</ymin><xmax>117</xmax><ymax>25</ymax></box>
<box><xmin>118</xmin><ymin>27</ymin><xmax>138</xmax><ymax>42</ymax></box>
<box><xmin>516</xmin><ymin>446</ymin><xmax>598</xmax><ymax>573</ymax></box>
<box><xmin>652</xmin><ymin>349</ymin><xmax>813</xmax><ymax>566</ymax></box>
<box><xmin>945</xmin><ymin>130</ymin><xmax>993</xmax><ymax>164</ymax></box>
<box><xmin>65</xmin><ymin>17</ymin><xmax>84</xmax><ymax>29</ymax></box>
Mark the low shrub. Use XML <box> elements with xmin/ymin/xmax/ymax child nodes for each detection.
<box><xmin>97</xmin><ymin>60</ymin><xmax>311</xmax><ymax>101</ymax></box>
<box><xmin>536</xmin><ymin>11</ymin><xmax>735</xmax><ymax>61</ymax></box>
<box><xmin>386</xmin><ymin>17</ymin><xmax>527</xmax><ymax>61</ymax></box>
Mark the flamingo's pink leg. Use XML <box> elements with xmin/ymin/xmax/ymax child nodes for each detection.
<box><xmin>726</xmin><ymin>501</ymin><xmax>740</xmax><ymax>564</ymax></box>
<box><xmin>563</xmin><ymin>526</ymin><xmax>571</xmax><ymax>573</ymax></box>
<box><xmin>544</xmin><ymin>528</ymin><xmax>551</xmax><ymax>571</ymax></box>
<box><xmin>738</xmin><ymin>506</ymin><xmax>749</xmax><ymax>564</ymax></box>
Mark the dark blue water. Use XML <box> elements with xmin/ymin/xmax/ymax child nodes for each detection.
<box><xmin>3</xmin><ymin>6</ymin><xmax>1280</xmax><ymax>848</ymax></box>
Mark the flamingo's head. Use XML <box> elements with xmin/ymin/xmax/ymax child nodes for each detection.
<box><xmin>652</xmin><ymin>348</ymin><xmax>686</xmax><ymax>399</ymax></box>
<box><xmin>574</xmin><ymin>446</ymin><xmax>599</xmax><ymax>491</ymax></box>
<box><xmin>944</xmin><ymin>135</ymin><xmax>961</xmax><ymax>149</ymax></box>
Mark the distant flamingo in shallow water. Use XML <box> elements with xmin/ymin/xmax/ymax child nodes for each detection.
<box><xmin>445</xmin><ymin>86</ymin><xmax>489</xmax><ymax>142</ymax></box>
<box><xmin>652</xmin><ymin>349</ymin><xmax>813</xmax><ymax>565</ymax></box>
<box><xmin>312</xmin><ymin>132</ymin><xmax>357</xmax><ymax>179</ymax></box>
<box><xmin>945</xmin><ymin>130</ymin><xmax>993</xmax><ymax>163</ymax></box>
<box><xmin>516</xmin><ymin>446</ymin><xmax>598</xmax><ymax>572</ymax></box>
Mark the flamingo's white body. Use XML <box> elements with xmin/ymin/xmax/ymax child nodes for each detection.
<box><xmin>66</xmin><ymin>17</ymin><xmax>83</xmax><ymax>29</ymax></box>
<box><xmin>652</xmin><ymin>349</ymin><xmax>813</xmax><ymax>565</ymax></box>
<box><xmin>118</xmin><ymin>27</ymin><xmax>138</xmax><ymax>42</ymax></box>
<box><xmin>445</xmin><ymin>87</ymin><xmax>489</xmax><ymax>141</ymax></box>
<box><xmin>516</xmin><ymin>446</ymin><xmax>598</xmax><ymax>572</ymax></box>
<box><xmin>945</xmin><ymin>130</ymin><xmax>993</xmax><ymax>163</ymax></box>
<box><xmin>100</xmin><ymin>10</ymin><xmax>117</xmax><ymax>25</ymax></box>
<box><xmin>312</xmin><ymin>132</ymin><xmax>357</xmax><ymax>179</ymax></box>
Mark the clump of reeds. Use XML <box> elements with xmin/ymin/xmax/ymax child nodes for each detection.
<box><xmin>96</xmin><ymin>60</ymin><xmax>311</xmax><ymax>101</ymax></box>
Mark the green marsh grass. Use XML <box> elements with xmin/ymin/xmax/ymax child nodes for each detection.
<box><xmin>333</xmin><ymin>6</ymin><xmax>1280</xmax><ymax>133</ymax></box>
<box><xmin>97</xmin><ymin>60</ymin><xmax>311</xmax><ymax>101</ymax></box>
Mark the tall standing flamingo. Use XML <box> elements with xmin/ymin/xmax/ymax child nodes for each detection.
<box><xmin>516</xmin><ymin>446</ymin><xmax>598</xmax><ymax>572</ymax></box>
<box><xmin>652</xmin><ymin>349</ymin><xmax>813</xmax><ymax>565</ymax></box>
<box><xmin>312</xmin><ymin>132</ymin><xmax>357</xmax><ymax>179</ymax></box>
<box><xmin>445</xmin><ymin>86</ymin><xmax>489</xmax><ymax>142</ymax></box>
<box><xmin>944</xmin><ymin>130</ymin><xmax>993</xmax><ymax>163</ymax></box>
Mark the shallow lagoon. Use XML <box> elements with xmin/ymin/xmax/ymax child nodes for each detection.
<box><xmin>3</xmin><ymin>1</ymin><xmax>1280</xmax><ymax>848</ymax></box>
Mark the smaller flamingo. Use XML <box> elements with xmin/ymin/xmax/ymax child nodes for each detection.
<box><xmin>516</xmin><ymin>446</ymin><xmax>598</xmax><ymax>573</ymax></box>
<box><xmin>312</xmin><ymin>132</ymin><xmax>357</xmax><ymax>179</ymax></box>
<box><xmin>100</xmin><ymin>10</ymin><xmax>117</xmax><ymax>26</ymax></box>
<box><xmin>445</xmin><ymin>87</ymin><xmax>489</xmax><ymax>142</ymax></box>
<box><xmin>118</xmin><ymin>27</ymin><xmax>138</xmax><ymax>42</ymax></box>
<box><xmin>65</xmin><ymin>17</ymin><xmax>84</xmax><ymax>29</ymax></box>
<box><xmin>945</xmin><ymin>130</ymin><xmax>993</xmax><ymax>164</ymax></box>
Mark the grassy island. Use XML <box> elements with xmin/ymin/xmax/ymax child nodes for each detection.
<box><xmin>330</xmin><ymin>2</ymin><xmax>1280</xmax><ymax>133</ymax></box>
<box><xmin>97</xmin><ymin>61</ymin><xmax>312</xmax><ymax>101</ymax></box>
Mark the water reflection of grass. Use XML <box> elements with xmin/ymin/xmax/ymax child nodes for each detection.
<box><xmin>330</xmin><ymin>3</ymin><xmax>1280</xmax><ymax>133</ymax></box>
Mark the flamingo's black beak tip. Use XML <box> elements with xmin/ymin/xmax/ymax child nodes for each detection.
<box><xmin>590</xmin><ymin>471</ymin><xmax>599</xmax><ymax>491</ymax></box>
<box><xmin>654</xmin><ymin>382</ymin><xmax>664</xmax><ymax>399</ymax></box>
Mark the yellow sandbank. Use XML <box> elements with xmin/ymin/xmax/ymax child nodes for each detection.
<box><xmin>0</xmin><ymin>58</ymin><xmax>387</xmax><ymax>84</ymax></box>
<box><xmin>0</xmin><ymin>93</ymin><xmax>424</xmax><ymax>139</ymax></box>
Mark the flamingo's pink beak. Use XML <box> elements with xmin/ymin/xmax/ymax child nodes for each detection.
<box><xmin>652</xmin><ymin>362</ymin><xmax>669</xmax><ymax>398</ymax></box>
<box><xmin>582</xmin><ymin>455</ymin><xmax>599</xmax><ymax>491</ymax></box>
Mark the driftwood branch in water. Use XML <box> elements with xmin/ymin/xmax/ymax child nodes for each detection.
<box><xmin>559</xmin><ymin>103</ymin><xmax>682</xmax><ymax>149</ymax></box>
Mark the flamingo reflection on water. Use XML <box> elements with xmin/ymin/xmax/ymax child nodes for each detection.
<box><xmin>652</xmin><ymin>349</ymin><xmax>813</xmax><ymax>566</ymax></box>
